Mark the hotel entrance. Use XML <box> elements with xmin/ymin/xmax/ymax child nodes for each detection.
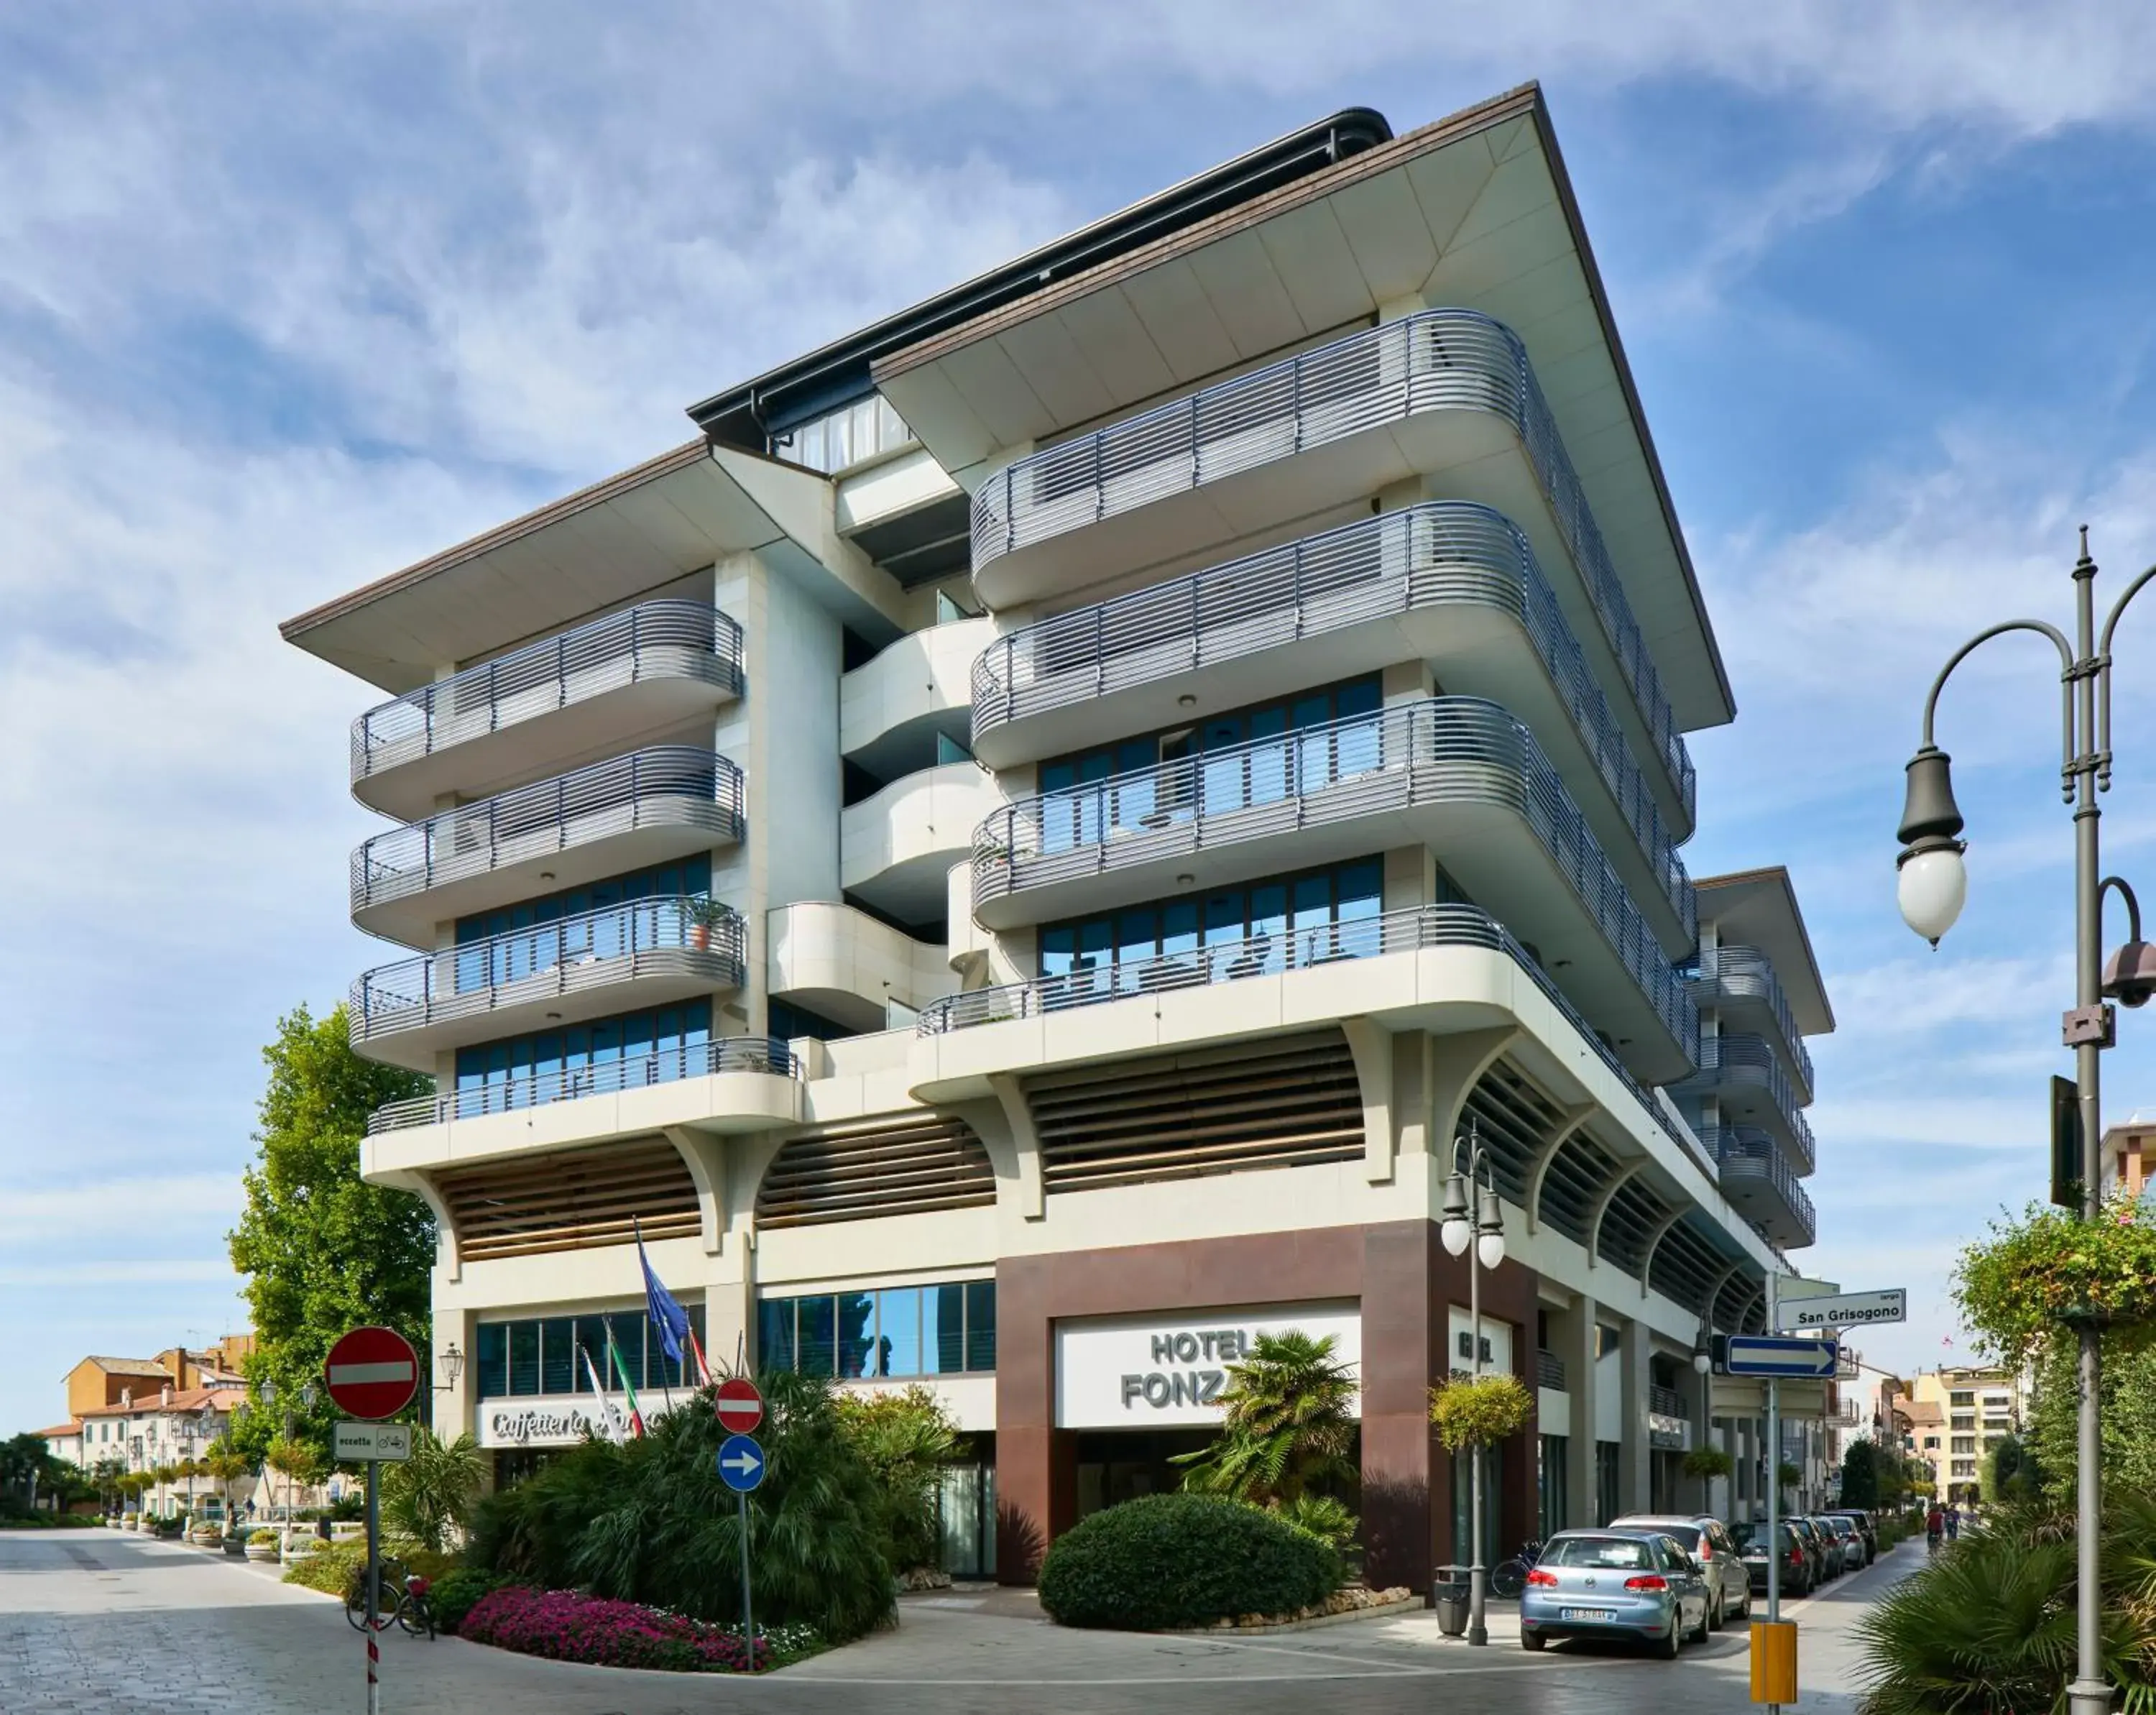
<box><xmin>1072</xmin><ymin>1427</ymin><xmax>1216</xmax><ymax>1519</ymax></box>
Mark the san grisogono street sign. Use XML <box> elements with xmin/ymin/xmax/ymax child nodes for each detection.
<box><xmin>1776</xmin><ymin>1287</ymin><xmax>1907</xmax><ymax>1330</ymax></box>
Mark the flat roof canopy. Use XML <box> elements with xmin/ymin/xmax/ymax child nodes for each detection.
<box><xmin>1695</xmin><ymin>866</ymin><xmax>1835</xmax><ymax>1035</ymax></box>
<box><xmin>874</xmin><ymin>82</ymin><xmax>1733</xmax><ymax>733</ymax></box>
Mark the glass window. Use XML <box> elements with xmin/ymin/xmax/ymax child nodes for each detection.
<box><xmin>476</xmin><ymin>1323</ymin><xmax>508</xmax><ymax>1399</ymax></box>
<box><xmin>837</xmin><ymin>1292</ymin><xmax>878</xmax><ymax>1379</ymax></box>
<box><xmin>508</xmin><ymin>1323</ymin><xmax>540</xmax><ymax>1397</ymax></box>
<box><xmin>538</xmin><ymin>1319</ymin><xmax>575</xmax><ymax>1396</ymax></box>
<box><xmin>755</xmin><ymin>1282</ymin><xmax>994</xmax><ymax>1379</ymax></box>
<box><xmin>796</xmin><ymin>1297</ymin><xmax>837</xmax><ymax>1379</ymax></box>
<box><xmin>926</xmin><ymin>1284</ymin><xmax>966</xmax><ymax>1374</ymax></box>
<box><xmin>877</xmin><ymin>1289</ymin><xmax>922</xmax><ymax>1378</ymax></box>
<box><xmin>964</xmin><ymin>1280</ymin><xmax>997</xmax><ymax>1372</ymax></box>
<box><xmin>757</xmin><ymin>1298</ymin><xmax>796</xmax><ymax>1373</ymax></box>
<box><xmin>1546</xmin><ymin>1535</ymin><xmax>1651</xmax><ymax>1570</ymax></box>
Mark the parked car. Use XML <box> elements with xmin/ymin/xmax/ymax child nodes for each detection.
<box><xmin>1731</xmin><ymin>1520</ymin><xmax>1812</xmax><ymax>1597</ymax></box>
<box><xmin>1785</xmin><ymin>1515</ymin><xmax>1830</xmax><ymax>1583</ymax></box>
<box><xmin>1825</xmin><ymin>1507</ymin><xmax>1878</xmax><ymax>1560</ymax></box>
<box><xmin>1607</xmin><ymin>1514</ymin><xmax>1753</xmax><ymax>1628</ymax></box>
<box><xmin>1798</xmin><ymin>1516</ymin><xmax>1844</xmax><ymax>1578</ymax></box>
<box><xmin>1519</xmin><ymin>1528</ymin><xmax>1713</xmax><ymax>1657</ymax></box>
<box><xmin>1820</xmin><ymin>1514</ymin><xmax>1867</xmax><ymax>1568</ymax></box>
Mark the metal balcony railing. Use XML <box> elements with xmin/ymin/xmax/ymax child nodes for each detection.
<box><xmin>350</xmin><ymin>602</ymin><xmax>745</xmax><ymax>788</ymax></box>
<box><xmin>918</xmin><ymin>901</ymin><xmax>1715</xmax><ymax>1182</ymax></box>
<box><xmin>972</xmin><ymin>501</ymin><xmax>1696</xmax><ymax>887</ymax></box>
<box><xmin>1649</xmin><ymin>1385</ymin><xmax>1687</xmax><ymax>1420</ymax></box>
<box><xmin>972</xmin><ymin>696</ymin><xmax>1696</xmax><ymax>1056</ymax></box>
<box><xmin>1687</xmin><ymin>944</ymin><xmax>1814</xmax><ymax>1095</ymax></box>
<box><xmin>1703</xmin><ymin>1123</ymin><xmax>1817</xmax><ymax>1248</ymax></box>
<box><xmin>1537</xmin><ymin>1349</ymin><xmax>1567</xmax><ymax>1391</ymax></box>
<box><xmin>366</xmin><ymin>1035</ymin><xmax>800</xmax><ymax>1134</ymax></box>
<box><xmin>970</xmin><ymin>307</ymin><xmax>1695</xmax><ymax>817</ymax></box>
<box><xmin>1671</xmin><ymin>1035</ymin><xmax>1816</xmax><ymax>1174</ymax></box>
<box><xmin>349</xmin><ymin>898</ymin><xmax>747</xmax><ymax>1046</ymax></box>
<box><xmin>351</xmin><ymin>746</ymin><xmax>746</xmax><ymax>917</ymax></box>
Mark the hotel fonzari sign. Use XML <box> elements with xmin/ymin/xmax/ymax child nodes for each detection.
<box><xmin>1054</xmin><ymin>1301</ymin><xmax>1362</xmax><ymax>1430</ymax></box>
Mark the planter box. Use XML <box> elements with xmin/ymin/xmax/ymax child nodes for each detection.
<box><xmin>244</xmin><ymin>1543</ymin><xmax>280</xmax><ymax>1563</ymax></box>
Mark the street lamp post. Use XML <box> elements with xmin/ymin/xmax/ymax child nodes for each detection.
<box><xmin>1441</xmin><ymin>1118</ymin><xmax>1508</xmax><ymax>1647</ymax></box>
<box><xmin>1894</xmin><ymin>528</ymin><xmax>2156</xmax><ymax>1715</ymax></box>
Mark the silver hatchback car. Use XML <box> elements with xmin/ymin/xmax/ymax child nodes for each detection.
<box><xmin>1520</xmin><ymin>1528</ymin><xmax>1713</xmax><ymax>1657</ymax></box>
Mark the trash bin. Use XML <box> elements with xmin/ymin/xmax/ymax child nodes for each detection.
<box><xmin>1432</xmin><ymin>1566</ymin><xmax>1470</xmax><ymax>1636</ymax></box>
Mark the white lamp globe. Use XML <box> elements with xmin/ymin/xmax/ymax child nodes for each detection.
<box><xmin>1441</xmin><ymin>1218</ymin><xmax>1471</xmax><ymax>1258</ymax></box>
<box><xmin>1692</xmin><ymin>1351</ymin><xmax>1713</xmax><ymax>1376</ymax></box>
<box><xmin>1477</xmin><ymin>1229</ymin><xmax>1506</xmax><ymax>1271</ymax></box>
<box><xmin>1897</xmin><ymin>846</ymin><xmax>1967</xmax><ymax>947</ymax></box>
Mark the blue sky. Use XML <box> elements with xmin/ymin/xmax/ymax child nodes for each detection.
<box><xmin>5</xmin><ymin>3</ymin><xmax>2155</xmax><ymax>1438</ymax></box>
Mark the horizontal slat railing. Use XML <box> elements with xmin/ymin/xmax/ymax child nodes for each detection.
<box><xmin>1648</xmin><ymin>1384</ymin><xmax>1686</xmax><ymax>1420</ymax></box>
<box><xmin>971</xmin><ymin>308</ymin><xmax>1695</xmax><ymax>821</ymax></box>
<box><xmin>1672</xmin><ymin>1034</ymin><xmax>1816</xmax><ymax>1174</ymax></box>
<box><xmin>1537</xmin><ymin>1349</ymin><xmax>1567</xmax><ymax>1391</ymax></box>
<box><xmin>919</xmin><ymin>901</ymin><xmax>1714</xmax><ymax>1182</ymax></box>
<box><xmin>351</xmin><ymin>746</ymin><xmax>746</xmax><ymax>916</ymax></box>
<box><xmin>349</xmin><ymin>898</ymin><xmax>746</xmax><ymax>1044</ymax></box>
<box><xmin>974</xmin><ymin>501</ymin><xmax>1692</xmax><ymax>926</ymax></box>
<box><xmin>1688</xmin><ymin>944</ymin><xmax>1815</xmax><ymax>1095</ymax></box>
<box><xmin>972</xmin><ymin>696</ymin><xmax>1695</xmax><ymax>1054</ymax></box>
<box><xmin>1698</xmin><ymin>1122</ymin><xmax>1817</xmax><ymax>1247</ymax></box>
<box><xmin>367</xmin><ymin>1035</ymin><xmax>800</xmax><ymax>1134</ymax></box>
<box><xmin>351</xmin><ymin>602</ymin><xmax>744</xmax><ymax>786</ymax></box>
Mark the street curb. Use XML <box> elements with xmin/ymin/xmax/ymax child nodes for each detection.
<box><xmin>1166</xmin><ymin>1594</ymin><xmax>1425</xmax><ymax>1637</ymax></box>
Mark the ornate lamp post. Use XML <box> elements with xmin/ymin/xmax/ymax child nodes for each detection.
<box><xmin>1894</xmin><ymin>528</ymin><xmax>2156</xmax><ymax>1715</ymax></box>
<box><xmin>1441</xmin><ymin>1118</ymin><xmax>1507</xmax><ymax>1647</ymax></box>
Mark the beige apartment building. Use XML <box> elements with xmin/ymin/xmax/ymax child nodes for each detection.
<box><xmin>282</xmin><ymin>84</ymin><xmax>1834</xmax><ymax>1591</ymax></box>
<box><xmin>1899</xmin><ymin>1366</ymin><xmax>2027</xmax><ymax>1502</ymax></box>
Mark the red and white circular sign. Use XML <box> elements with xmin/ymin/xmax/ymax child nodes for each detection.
<box><xmin>323</xmin><ymin>1326</ymin><xmax>420</xmax><ymax>1421</ymax></box>
<box><xmin>714</xmin><ymin>1376</ymin><xmax>763</xmax><ymax>1435</ymax></box>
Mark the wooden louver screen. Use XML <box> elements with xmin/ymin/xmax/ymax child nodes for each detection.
<box><xmin>1026</xmin><ymin>1029</ymin><xmax>1363</xmax><ymax>1194</ymax></box>
<box><xmin>438</xmin><ymin>1137</ymin><xmax>699</xmax><ymax>1262</ymax></box>
<box><xmin>755</xmin><ymin>1113</ymin><xmax>995</xmax><ymax>1230</ymax></box>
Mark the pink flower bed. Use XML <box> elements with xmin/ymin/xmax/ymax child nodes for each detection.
<box><xmin>458</xmin><ymin>1586</ymin><xmax>767</xmax><ymax>1673</ymax></box>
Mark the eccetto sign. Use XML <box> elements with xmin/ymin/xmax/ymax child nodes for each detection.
<box><xmin>1054</xmin><ymin>1302</ymin><xmax>1361</xmax><ymax>1430</ymax></box>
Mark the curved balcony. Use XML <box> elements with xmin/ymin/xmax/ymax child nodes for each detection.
<box><xmin>970</xmin><ymin>308</ymin><xmax>1694</xmax><ymax>828</ymax></box>
<box><xmin>350</xmin><ymin>602</ymin><xmax>744</xmax><ymax>820</ymax></box>
<box><xmin>367</xmin><ymin>1036</ymin><xmax>800</xmax><ymax>1135</ymax></box>
<box><xmin>1671</xmin><ymin>1034</ymin><xmax>1815</xmax><ymax>1174</ymax></box>
<box><xmin>970</xmin><ymin>502</ymin><xmax>1694</xmax><ymax>943</ymax></box>
<box><xmin>1687</xmin><ymin>944</ymin><xmax>1814</xmax><ymax>1099</ymax></box>
<box><xmin>918</xmin><ymin>901</ymin><xmax>1713</xmax><ymax>1181</ymax></box>
<box><xmin>351</xmin><ymin>746</ymin><xmax>745</xmax><ymax>947</ymax></box>
<box><xmin>349</xmin><ymin>898</ymin><xmax>746</xmax><ymax>1072</ymax></box>
<box><xmin>767</xmin><ymin>901</ymin><xmax>956</xmax><ymax>1034</ymax></box>
<box><xmin>1702</xmin><ymin>1123</ymin><xmax>1815</xmax><ymax>1249</ymax></box>
<box><xmin>841</xmin><ymin>616</ymin><xmax>993</xmax><ymax>778</ymax></box>
<box><xmin>841</xmin><ymin>761</ymin><xmax>1003</xmax><ymax>927</ymax></box>
<box><xmin>969</xmin><ymin>696</ymin><xmax>1697</xmax><ymax>1082</ymax></box>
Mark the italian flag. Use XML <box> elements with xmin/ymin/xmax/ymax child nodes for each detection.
<box><xmin>605</xmin><ymin>1326</ymin><xmax>646</xmax><ymax>1437</ymax></box>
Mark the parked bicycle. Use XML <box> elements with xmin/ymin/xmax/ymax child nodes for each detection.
<box><xmin>344</xmin><ymin>1558</ymin><xmax>435</xmax><ymax>1639</ymax></box>
<box><xmin>1488</xmin><ymin>1539</ymin><xmax>1545</xmax><ymax>1599</ymax></box>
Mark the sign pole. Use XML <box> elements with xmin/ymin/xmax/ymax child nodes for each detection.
<box><xmin>365</xmin><ymin>1454</ymin><xmax>381</xmax><ymax>1715</ymax></box>
<box><xmin>738</xmin><ymin>1488</ymin><xmax>754</xmax><ymax>1670</ymax></box>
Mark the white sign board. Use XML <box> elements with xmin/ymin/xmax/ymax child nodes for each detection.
<box><xmin>1445</xmin><ymin>1305</ymin><xmax>1514</xmax><ymax>1379</ymax></box>
<box><xmin>1055</xmin><ymin>1301</ymin><xmax>1360</xmax><ymax>1429</ymax></box>
<box><xmin>1777</xmin><ymin>1288</ymin><xmax>1906</xmax><ymax>1331</ymax></box>
<box><xmin>333</xmin><ymin>1421</ymin><xmax>411</xmax><ymax>1463</ymax></box>
<box><xmin>477</xmin><ymin>1397</ymin><xmax>617</xmax><ymax>1448</ymax></box>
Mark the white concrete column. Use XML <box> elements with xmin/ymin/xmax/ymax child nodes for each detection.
<box><xmin>1561</xmin><ymin>1297</ymin><xmax>1598</xmax><ymax>1527</ymax></box>
<box><xmin>1618</xmin><ymin>1320</ymin><xmax>1651</xmax><ymax>1515</ymax></box>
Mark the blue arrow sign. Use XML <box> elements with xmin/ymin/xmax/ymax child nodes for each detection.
<box><xmin>717</xmin><ymin>1433</ymin><xmax>765</xmax><ymax>1492</ymax></box>
<box><xmin>1725</xmin><ymin>1335</ymin><xmax>1838</xmax><ymax>1379</ymax></box>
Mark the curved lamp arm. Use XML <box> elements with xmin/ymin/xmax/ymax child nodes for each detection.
<box><xmin>2097</xmin><ymin>563</ymin><xmax>2156</xmax><ymax>788</ymax></box>
<box><xmin>2101</xmin><ymin>875</ymin><xmax>2145</xmax><ymax>945</ymax></box>
<box><xmin>1920</xmin><ymin>618</ymin><xmax>2077</xmax><ymax>781</ymax></box>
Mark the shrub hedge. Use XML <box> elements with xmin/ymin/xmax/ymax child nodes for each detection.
<box><xmin>1037</xmin><ymin>1494</ymin><xmax>1341</xmax><ymax>1629</ymax></box>
<box><xmin>427</xmin><ymin>1568</ymin><xmax>510</xmax><ymax>1634</ymax></box>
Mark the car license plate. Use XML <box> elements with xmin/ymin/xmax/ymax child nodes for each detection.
<box><xmin>1560</xmin><ymin>1608</ymin><xmax>1613</xmax><ymax>1622</ymax></box>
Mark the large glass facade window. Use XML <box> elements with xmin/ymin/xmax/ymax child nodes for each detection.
<box><xmin>473</xmin><ymin>1304</ymin><xmax>707</xmax><ymax>1399</ymax></box>
<box><xmin>1033</xmin><ymin>678</ymin><xmax>1383</xmax><ymax>855</ymax></box>
<box><xmin>452</xmin><ymin>858</ymin><xmax>714</xmax><ymax>993</ymax></box>
<box><xmin>770</xmin><ymin>395</ymin><xmax>915</xmax><ymax>475</ymax></box>
<box><xmin>757</xmin><ymin>1282</ymin><xmax>996</xmax><ymax>1378</ymax></box>
<box><xmin>453</xmin><ymin>999</ymin><xmax>711</xmax><ymax>1108</ymax></box>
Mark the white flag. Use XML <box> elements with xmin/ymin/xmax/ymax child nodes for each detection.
<box><xmin>580</xmin><ymin>1346</ymin><xmax>628</xmax><ymax>1444</ymax></box>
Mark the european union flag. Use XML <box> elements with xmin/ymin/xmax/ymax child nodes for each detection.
<box><xmin>635</xmin><ymin>1217</ymin><xmax>689</xmax><ymax>1365</ymax></box>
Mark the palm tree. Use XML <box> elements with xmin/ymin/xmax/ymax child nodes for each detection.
<box><xmin>1172</xmin><ymin>1330</ymin><xmax>1358</xmax><ymax>1508</ymax></box>
<box><xmin>381</xmin><ymin>1428</ymin><xmax>486</xmax><ymax>1553</ymax></box>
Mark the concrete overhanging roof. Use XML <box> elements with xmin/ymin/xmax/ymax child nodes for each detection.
<box><xmin>871</xmin><ymin>81</ymin><xmax>1735</xmax><ymax>734</ymax></box>
<box><xmin>1695</xmin><ymin>865</ymin><xmax>1835</xmax><ymax>1035</ymax></box>
<box><xmin>280</xmin><ymin>442</ymin><xmax>908</xmax><ymax>694</ymax></box>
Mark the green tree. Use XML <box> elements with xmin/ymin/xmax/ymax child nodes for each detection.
<box><xmin>1984</xmin><ymin>1432</ymin><xmax>2042</xmax><ymax>1503</ymax></box>
<box><xmin>1174</xmin><ymin>1331</ymin><xmax>1359</xmax><ymax>1509</ymax></box>
<box><xmin>379</xmin><ymin>1428</ymin><xmax>484</xmax><ymax>1553</ymax></box>
<box><xmin>0</xmin><ymin>1433</ymin><xmax>65</xmax><ymax>1513</ymax></box>
<box><xmin>832</xmin><ymin>1384</ymin><xmax>962</xmax><ymax>1573</ymax></box>
<box><xmin>1840</xmin><ymin>1437</ymin><xmax>1881</xmax><ymax>1508</ymax></box>
<box><xmin>2025</xmin><ymin>1336</ymin><xmax>2156</xmax><ymax>1504</ymax></box>
<box><xmin>227</xmin><ymin>1005</ymin><xmax>432</xmax><ymax>1468</ymax></box>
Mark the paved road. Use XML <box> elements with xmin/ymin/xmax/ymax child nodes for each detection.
<box><xmin>0</xmin><ymin>1527</ymin><xmax>1910</xmax><ymax>1714</ymax></box>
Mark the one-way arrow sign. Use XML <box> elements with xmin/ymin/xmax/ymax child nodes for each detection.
<box><xmin>717</xmin><ymin>1433</ymin><xmax>765</xmax><ymax>1492</ymax></box>
<box><xmin>1725</xmin><ymin>1335</ymin><xmax>1839</xmax><ymax>1379</ymax></box>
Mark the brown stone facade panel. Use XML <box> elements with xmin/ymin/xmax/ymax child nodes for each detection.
<box><xmin>994</xmin><ymin>1218</ymin><xmax>1542</xmax><ymax>1591</ymax></box>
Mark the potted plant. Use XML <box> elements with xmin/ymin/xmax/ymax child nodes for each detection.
<box><xmin>683</xmin><ymin>895</ymin><xmax>732</xmax><ymax>952</ymax></box>
<box><xmin>1682</xmin><ymin>1445</ymin><xmax>1734</xmax><ymax>1481</ymax></box>
<box><xmin>1954</xmin><ymin>1192</ymin><xmax>2156</xmax><ymax>1369</ymax></box>
<box><xmin>1428</xmin><ymin>1374</ymin><xmax>1534</xmax><ymax>1453</ymax></box>
<box><xmin>244</xmin><ymin>1527</ymin><xmax>280</xmax><ymax>1563</ymax></box>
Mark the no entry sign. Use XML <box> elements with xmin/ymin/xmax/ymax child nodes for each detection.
<box><xmin>323</xmin><ymin>1326</ymin><xmax>420</xmax><ymax>1420</ymax></box>
<box><xmin>714</xmin><ymin>1376</ymin><xmax>763</xmax><ymax>1435</ymax></box>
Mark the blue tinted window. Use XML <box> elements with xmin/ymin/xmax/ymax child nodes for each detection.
<box><xmin>456</xmin><ymin>856</ymin><xmax>712</xmax><ymax>945</ymax></box>
<box><xmin>877</xmin><ymin>1289</ymin><xmax>922</xmax><ymax>1377</ymax></box>
<box><xmin>964</xmin><ymin>1281</ymin><xmax>997</xmax><ymax>1372</ymax></box>
<box><xmin>476</xmin><ymin>1323</ymin><xmax>508</xmax><ymax>1399</ymax></box>
<box><xmin>796</xmin><ymin>1297</ymin><xmax>837</xmax><ymax>1378</ymax></box>
<box><xmin>755</xmin><ymin>1283</ymin><xmax>994</xmax><ymax>1378</ymax></box>
<box><xmin>455</xmin><ymin>1000</ymin><xmax>712</xmax><ymax>1090</ymax></box>
<box><xmin>837</xmin><ymin>1293</ymin><xmax>877</xmax><ymax>1379</ymax></box>
<box><xmin>926</xmin><ymin>1285</ymin><xmax>965</xmax><ymax>1374</ymax></box>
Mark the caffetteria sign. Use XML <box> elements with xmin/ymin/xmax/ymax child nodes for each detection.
<box><xmin>1054</xmin><ymin>1301</ymin><xmax>1361</xmax><ymax>1429</ymax></box>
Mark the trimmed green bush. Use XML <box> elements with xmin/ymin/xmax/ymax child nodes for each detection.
<box><xmin>283</xmin><ymin>1543</ymin><xmax>364</xmax><ymax>1595</ymax></box>
<box><xmin>1038</xmin><ymin>1494</ymin><xmax>1341</xmax><ymax>1629</ymax></box>
<box><xmin>426</xmin><ymin>1568</ymin><xmax>510</xmax><ymax>1634</ymax></box>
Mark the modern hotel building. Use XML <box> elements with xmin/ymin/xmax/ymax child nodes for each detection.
<box><xmin>282</xmin><ymin>84</ymin><xmax>1833</xmax><ymax>1589</ymax></box>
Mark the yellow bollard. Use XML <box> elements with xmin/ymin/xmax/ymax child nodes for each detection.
<box><xmin>1751</xmin><ymin>1619</ymin><xmax>1798</xmax><ymax>1704</ymax></box>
